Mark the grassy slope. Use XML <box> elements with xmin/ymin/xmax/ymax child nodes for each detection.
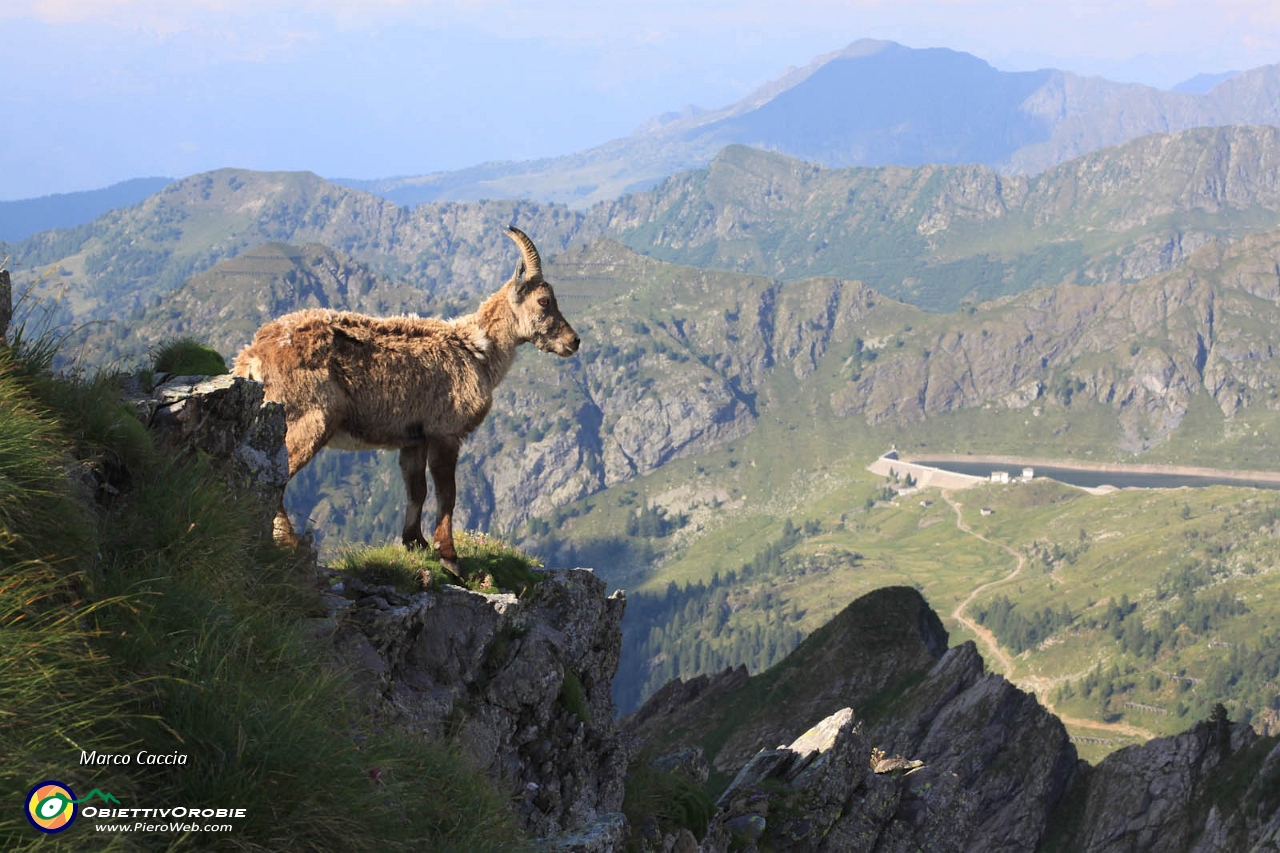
<box><xmin>0</xmin><ymin>346</ymin><xmax>524</xmax><ymax>852</ymax></box>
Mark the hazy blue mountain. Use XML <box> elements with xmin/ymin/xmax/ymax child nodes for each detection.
<box><xmin>0</xmin><ymin>177</ymin><xmax>173</xmax><ymax>242</ymax></box>
<box><xmin>1171</xmin><ymin>70</ymin><xmax>1240</xmax><ymax>94</ymax></box>
<box><xmin>333</xmin><ymin>41</ymin><xmax>1280</xmax><ymax>210</ymax></box>
<box><xmin>686</xmin><ymin>43</ymin><xmax>1054</xmax><ymax>168</ymax></box>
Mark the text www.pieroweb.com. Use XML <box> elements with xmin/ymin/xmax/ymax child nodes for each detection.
<box><xmin>83</xmin><ymin>806</ymin><xmax>242</xmax><ymax>833</ymax></box>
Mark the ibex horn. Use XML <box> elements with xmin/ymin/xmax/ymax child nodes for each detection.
<box><xmin>505</xmin><ymin>226</ymin><xmax>543</xmax><ymax>281</ymax></box>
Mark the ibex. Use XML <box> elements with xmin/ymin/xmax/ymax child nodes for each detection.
<box><xmin>232</xmin><ymin>227</ymin><xmax>580</xmax><ymax>577</ymax></box>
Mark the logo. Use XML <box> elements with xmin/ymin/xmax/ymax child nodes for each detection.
<box><xmin>25</xmin><ymin>781</ymin><xmax>77</xmax><ymax>834</ymax></box>
<box><xmin>25</xmin><ymin>782</ymin><xmax>119</xmax><ymax>834</ymax></box>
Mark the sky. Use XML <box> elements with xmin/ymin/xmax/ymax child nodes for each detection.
<box><xmin>2</xmin><ymin>0</ymin><xmax>1279</xmax><ymax>201</ymax></box>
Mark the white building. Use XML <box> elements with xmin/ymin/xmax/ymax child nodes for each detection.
<box><xmin>991</xmin><ymin>471</ymin><xmax>1010</xmax><ymax>484</ymax></box>
<box><xmin>1022</xmin><ymin>467</ymin><xmax>1035</xmax><ymax>480</ymax></box>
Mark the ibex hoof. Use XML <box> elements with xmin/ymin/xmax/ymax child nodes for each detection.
<box><xmin>440</xmin><ymin>557</ymin><xmax>465</xmax><ymax>582</ymax></box>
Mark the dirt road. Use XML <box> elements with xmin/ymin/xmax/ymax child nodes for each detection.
<box><xmin>941</xmin><ymin>490</ymin><xmax>1157</xmax><ymax>742</ymax></box>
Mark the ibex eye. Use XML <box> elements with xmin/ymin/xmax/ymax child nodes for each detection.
<box><xmin>538</xmin><ymin>297</ymin><xmax>550</xmax><ymax>308</ymax></box>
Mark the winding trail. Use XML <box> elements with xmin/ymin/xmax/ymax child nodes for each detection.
<box><xmin>941</xmin><ymin>490</ymin><xmax>1158</xmax><ymax>742</ymax></box>
<box><xmin>943</xmin><ymin>490</ymin><xmax>1022</xmax><ymax>678</ymax></box>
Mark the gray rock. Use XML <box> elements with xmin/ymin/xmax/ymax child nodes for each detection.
<box><xmin>867</xmin><ymin>642</ymin><xmax>1077</xmax><ymax>853</ymax></box>
<box><xmin>1058</xmin><ymin>720</ymin><xmax>1280</xmax><ymax>853</ymax></box>
<box><xmin>711</xmin><ymin>708</ymin><xmax>861</xmax><ymax>850</ymax></box>
<box><xmin>137</xmin><ymin>373</ymin><xmax>289</xmax><ymax>510</ymax></box>
<box><xmin>330</xmin><ymin>568</ymin><xmax>629</xmax><ymax>839</ymax></box>
<box><xmin>723</xmin><ymin>814</ymin><xmax>766</xmax><ymax>844</ymax></box>
<box><xmin>534</xmin><ymin>812</ymin><xmax>628</xmax><ymax>853</ymax></box>
<box><xmin>650</xmin><ymin>746</ymin><xmax>710</xmax><ymax>785</ymax></box>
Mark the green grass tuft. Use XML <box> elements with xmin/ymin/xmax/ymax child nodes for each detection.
<box><xmin>150</xmin><ymin>336</ymin><xmax>227</xmax><ymax>376</ymax></box>
<box><xmin>335</xmin><ymin>530</ymin><xmax>545</xmax><ymax>595</ymax></box>
<box><xmin>621</xmin><ymin>752</ymin><xmax>715</xmax><ymax>850</ymax></box>
<box><xmin>559</xmin><ymin>670</ymin><xmax>591</xmax><ymax>723</ymax></box>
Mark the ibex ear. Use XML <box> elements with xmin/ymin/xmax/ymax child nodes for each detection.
<box><xmin>510</xmin><ymin>271</ymin><xmax>540</xmax><ymax>305</ymax></box>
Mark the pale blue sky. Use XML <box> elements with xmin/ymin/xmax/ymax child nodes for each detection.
<box><xmin>2</xmin><ymin>0</ymin><xmax>1278</xmax><ymax>200</ymax></box>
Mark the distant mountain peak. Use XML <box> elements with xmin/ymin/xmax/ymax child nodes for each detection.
<box><xmin>1170</xmin><ymin>69</ymin><xmax>1241</xmax><ymax>94</ymax></box>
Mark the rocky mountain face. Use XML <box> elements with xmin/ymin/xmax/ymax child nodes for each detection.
<box><xmin>1055</xmin><ymin>720</ymin><xmax>1280</xmax><ymax>853</ymax></box>
<box><xmin>335</xmin><ymin>41</ymin><xmax>1280</xmax><ymax>211</ymax></box>
<box><xmin>626</xmin><ymin>586</ymin><xmax>1280</xmax><ymax>853</ymax></box>
<box><xmin>834</xmin><ymin>231</ymin><xmax>1280</xmax><ymax>451</ymax></box>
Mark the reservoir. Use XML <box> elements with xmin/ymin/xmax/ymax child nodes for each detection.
<box><xmin>909</xmin><ymin>458</ymin><xmax>1280</xmax><ymax>492</ymax></box>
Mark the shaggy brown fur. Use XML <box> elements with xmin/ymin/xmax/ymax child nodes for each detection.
<box><xmin>232</xmin><ymin>227</ymin><xmax>579</xmax><ymax>575</ymax></box>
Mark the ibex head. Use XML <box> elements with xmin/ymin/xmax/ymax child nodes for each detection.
<box><xmin>505</xmin><ymin>226</ymin><xmax>580</xmax><ymax>357</ymax></box>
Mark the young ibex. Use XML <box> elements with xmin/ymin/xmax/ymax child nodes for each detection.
<box><xmin>232</xmin><ymin>226</ymin><xmax>580</xmax><ymax>576</ymax></box>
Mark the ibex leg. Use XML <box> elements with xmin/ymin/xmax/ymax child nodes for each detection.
<box><xmin>398</xmin><ymin>444</ymin><xmax>429</xmax><ymax>550</ymax></box>
<box><xmin>276</xmin><ymin>410</ymin><xmax>333</xmax><ymax>547</ymax></box>
<box><xmin>427</xmin><ymin>437</ymin><xmax>462</xmax><ymax>578</ymax></box>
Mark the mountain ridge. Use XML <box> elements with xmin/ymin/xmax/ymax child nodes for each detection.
<box><xmin>0</xmin><ymin>176</ymin><xmax>173</xmax><ymax>242</ymax></box>
<box><xmin>18</xmin><ymin>123</ymin><xmax>1280</xmax><ymax>343</ymax></box>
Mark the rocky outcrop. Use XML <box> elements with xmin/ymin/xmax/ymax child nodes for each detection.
<box><xmin>688</xmin><ymin>642</ymin><xmax>1077</xmax><ymax>853</ymax></box>
<box><xmin>704</xmin><ymin>707</ymin><xmax>976</xmax><ymax>853</ymax></box>
<box><xmin>627</xmin><ymin>586</ymin><xmax>1280</xmax><ymax>853</ymax></box>
<box><xmin>125</xmin><ymin>364</ymin><xmax>633</xmax><ymax>844</ymax></box>
<box><xmin>132</xmin><ymin>373</ymin><xmax>289</xmax><ymax>509</ymax></box>
<box><xmin>625</xmin><ymin>588</ymin><xmax>1077</xmax><ymax>851</ymax></box>
<box><xmin>1050</xmin><ymin>720</ymin><xmax>1280</xmax><ymax>853</ymax></box>
<box><xmin>867</xmin><ymin>642</ymin><xmax>1077</xmax><ymax>852</ymax></box>
<box><xmin>324</xmin><ymin>568</ymin><xmax>629</xmax><ymax>839</ymax></box>
<box><xmin>625</xmin><ymin>587</ymin><xmax>951</xmax><ymax>776</ymax></box>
